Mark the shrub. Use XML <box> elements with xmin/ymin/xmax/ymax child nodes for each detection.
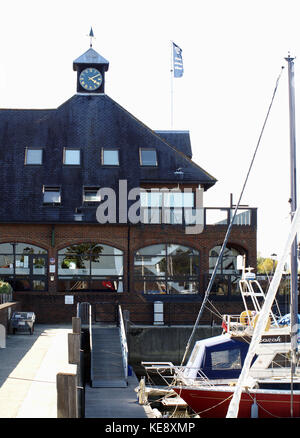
<box><xmin>0</xmin><ymin>281</ymin><xmax>13</xmax><ymax>294</ymax></box>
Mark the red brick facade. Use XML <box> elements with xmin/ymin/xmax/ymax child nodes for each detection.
<box><xmin>0</xmin><ymin>222</ymin><xmax>256</xmax><ymax>324</ymax></box>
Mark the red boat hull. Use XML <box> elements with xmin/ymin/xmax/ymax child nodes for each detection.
<box><xmin>173</xmin><ymin>387</ymin><xmax>300</xmax><ymax>418</ymax></box>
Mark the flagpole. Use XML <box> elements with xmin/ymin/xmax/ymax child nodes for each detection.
<box><xmin>170</xmin><ymin>41</ymin><xmax>174</xmax><ymax>128</ymax></box>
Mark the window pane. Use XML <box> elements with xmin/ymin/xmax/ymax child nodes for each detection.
<box><xmin>15</xmin><ymin>255</ymin><xmax>30</xmax><ymax>274</ymax></box>
<box><xmin>91</xmin><ymin>255</ymin><xmax>123</xmax><ymax>276</ymax></box>
<box><xmin>14</xmin><ymin>279</ymin><xmax>31</xmax><ymax>291</ymax></box>
<box><xmin>134</xmin><ymin>279</ymin><xmax>167</xmax><ymax>294</ymax></box>
<box><xmin>167</xmin><ymin>280</ymin><xmax>198</xmax><ymax>294</ymax></box>
<box><xmin>33</xmin><ymin>280</ymin><xmax>46</xmax><ymax>291</ymax></box>
<box><xmin>167</xmin><ymin>244</ymin><xmax>199</xmax><ymax>256</ymax></box>
<box><xmin>58</xmin><ymin>279</ymin><xmax>89</xmax><ymax>292</ymax></box>
<box><xmin>211</xmin><ymin>349</ymin><xmax>242</xmax><ymax>370</ymax></box>
<box><xmin>136</xmin><ymin>244</ymin><xmax>166</xmax><ymax>257</ymax></box>
<box><xmin>90</xmin><ymin>278</ymin><xmax>120</xmax><ymax>291</ymax></box>
<box><xmin>26</xmin><ymin>149</ymin><xmax>42</xmax><ymax>164</ymax></box>
<box><xmin>43</xmin><ymin>189</ymin><xmax>61</xmax><ymax>204</ymax></box>
<box><xmin>84</xmin><ymin>188</ymin><xmax>101</xmax><ymax>202</ymax></box>
<box><xmin>0</xmin><ymin>243</ymin><xmax>14</xmax><ymax>254</ymax></box>
<box><xmin>58</xmin><ymin>255</ymin><xmax>90</xmax><ymax>275</ymax></box>
<box><xmin>64</xmin><ymin>149</ymin><xmax>80</xmax><ymax>165</ymax></box>
<box><xmin>33</xmin><ymin>257</ymin><xmax>46</xmax><ymax>275</ymax></box>
<box><xmin>0</xmin><ymin>255</ymin><xmax>14</xmax><ymax>274</ymax></box>
<box><xmin>140</xmin><ymin>149</ymin><xmax>157</xmax><ymax>166</ymax></box>
<box><xmin>103</xmin><ymin>149</ymin><xmax>119</xmax><ymax>165</ymax></box>
<box><xmin>134</xmin><ymin>255</ymin><xmax>166</xmax><ymax>276</ymax></box>
<box><xmin>15</xmin><ymin>243</ymin><xmax>46</xmax><ymax>254</ymax></box>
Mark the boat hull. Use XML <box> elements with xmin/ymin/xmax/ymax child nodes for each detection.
<box><xmin>173</xmin><ymin>386</ymin><xmax>300</xmax><ymax>418</ymax></box>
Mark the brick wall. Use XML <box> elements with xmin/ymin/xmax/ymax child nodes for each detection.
<box><xmin>1</xmin><ymin>222</ymin><xmax>256</xmax><ymax>324</ymax></box>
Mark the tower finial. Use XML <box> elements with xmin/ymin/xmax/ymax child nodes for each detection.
<box><xmin>89</xmin><ymin>27</ymin><xmax>95</xmax><ymax>48</ymax></box>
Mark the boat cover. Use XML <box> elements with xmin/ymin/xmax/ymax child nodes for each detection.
<box><xmin>278</xmin><ymin>313</ymin><xmax>300</xmax><ymax>342</ymax></box>
<box><xmin>183</xmin><ymin>334</ymin><xmax>250</xmax><ymax>381</ymax></box>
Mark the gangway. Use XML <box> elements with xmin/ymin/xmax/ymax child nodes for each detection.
<box><xmin>77</xmin><ymin>303</ymin><xmax>128</xmax><ymax>388</ymax></box>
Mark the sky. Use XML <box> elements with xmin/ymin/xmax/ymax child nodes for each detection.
<box><xmin>0</xmin><ymin>0</ymin><xmax>300</xmax><ymax>260</ymax></box>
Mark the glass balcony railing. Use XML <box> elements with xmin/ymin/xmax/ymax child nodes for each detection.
<box><xmin>140</xmin><ymin>207</ymin><xmax>256</xmax><ymax>227</ymax></box>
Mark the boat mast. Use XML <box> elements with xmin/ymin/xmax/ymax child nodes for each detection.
<box><xmin>285</xmin><ymin>54</ymin><xmax>298</xmax><ymax>417</ymax></box>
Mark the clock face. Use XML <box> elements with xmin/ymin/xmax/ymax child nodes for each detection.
<box><xmin>79</xmin><ymin>67</ymin><xmax>103</xmax><ymax>91</ymax></box>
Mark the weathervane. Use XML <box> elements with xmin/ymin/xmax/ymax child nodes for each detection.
<box><xmin>88</xmin><ymin>27</ymin><xmax>95</xmax><ymax>48</ymax></box>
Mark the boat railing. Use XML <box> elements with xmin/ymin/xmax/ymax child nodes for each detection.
<box><xmin>141</xmin><ymin>362</ymin><xmax>214</xmax><ymax>387</ymax></box>
<box><xmin>118</xmin><ymin>305</ymin><xmax>128</xmax><ymax>384</ymax></box>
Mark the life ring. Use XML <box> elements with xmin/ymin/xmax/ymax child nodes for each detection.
<box><xmin>240</xmin><ymin>310</ymin><xmax>252</xmax><ymax>325</ymax></box>
<box><xmin>252</xmin><ymin>313</ymin><xmax>271</xmax><ymax>332</ymax></box>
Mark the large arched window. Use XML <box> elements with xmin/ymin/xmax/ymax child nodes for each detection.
<box><xmin>208</xmin><ymin>245</ymin><xmax>246</xmax><ymax>298</ymax></box>
<box><xmin>134</xmin><ymin>243</ymin><xmax>200</xmax><ymax>295</ymax></box>
<box><xmin>57</xmin><ymin>243</ymin><xmax>123</xmax><ymax>292</ymax></box>
<box><xmin>0</xmin><ymin>242</ymin><xmax>48</xmax><ymax>291</ymax></box>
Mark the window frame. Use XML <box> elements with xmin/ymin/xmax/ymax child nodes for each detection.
<box><xmin>83</xmin><ymin>186</ymin><xmax>101</xmax><ymax>205</ymax></box>
<box><xmin>101</xmin><ymin>148</ymin><xmax>120</xmax><ymax>166</ymax></box>
<box><xmin>63</xmin><ymin>148</ymin><xmax>81</xmax><ymax>166</ymax></box>
<box><xmin>134</xmin><ymin>243</ymin><xmax>200</xmax><ymax>295</ymax></box>
<box><xmin>57</xmin><ymin>242</ymin><xmax>124</xmax><ymax>293</ymax></box>
<box><xmin>25</xmin><ymin>147</ymin><xmax>44</xmax><ymax>165</ymax></box>
<box><xmin>43</xmin><ymin>186</ymin><xmax>61</xmax><ymax>206</ymax></box>
<box><xmin>139</xmin><ymin>148</ymin><xmax>158</xmax><ymax>167</ymax></box>
<box><xmin>0</xmin><ymin>242</ymin><xmax>48</xmax><ymax>292</ymax></box>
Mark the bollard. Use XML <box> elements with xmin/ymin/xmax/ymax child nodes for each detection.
<box><xmin>68</xmin><ymin>333</ymin><xmax>80</xmax><ymax>365</ymax></box>
<box><xmin>57</xmin><ymin>373</ymin><xmax>78</xmax><ymax>418</ymax></box>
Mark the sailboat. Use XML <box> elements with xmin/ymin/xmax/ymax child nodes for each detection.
<box><xmin>171</xmin><ymin>56</ymin><xmax>300</xmax><ymax>418</ymax></box>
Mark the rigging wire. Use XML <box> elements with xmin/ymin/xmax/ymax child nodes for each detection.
<box><xmin>180</xmin><ymin>65</ymin><xmax>286</xmax><ymax>367</ymax></box>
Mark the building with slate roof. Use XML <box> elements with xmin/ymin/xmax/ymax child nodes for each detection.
<box><xmin>0</xmin><ymin>42</ymin><xmax>257</xmax><ymax>324</ymax></box>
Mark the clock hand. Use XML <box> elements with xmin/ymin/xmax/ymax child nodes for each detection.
<box><xmin>90</xmin><ymin>73</ymin><xmax>101</xmax><ymax>80</ymax></box>
<box><xmin>88</xmin><ymin>77</ymin><xmax>98</xmax><ymax>84</ymax></box>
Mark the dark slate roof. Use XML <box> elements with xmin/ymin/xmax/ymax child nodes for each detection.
<box><xmin>73</xmin><ymin>48</ymin><xmax>109</xmax><ymax>70</ymax></box>
<box><xmin>0</xmin><ymin>94</ymin><xmax>217</xmax><ymax>223</ymax></box>
<box><xmin>155</xmin><ymin>130</ymin><xmax>192</xmax><ymax>158</ymax></box>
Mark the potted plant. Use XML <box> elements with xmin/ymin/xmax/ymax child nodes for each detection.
<box><xmin>0</xmin><ymin>280</ymin><xmax>13</xmax><ymax>303</ymax></box>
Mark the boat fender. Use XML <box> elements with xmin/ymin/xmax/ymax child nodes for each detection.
<box><xmin>252</xmin><ymin>313</ymin><xmax>271</xmax><ymax>331</ymax></box>
<box><xmin>251</xmin><ymin>398</ymin><xmax>259</xmax><ymax>418</ymax></box>
<box><xmin>240</xmin><ymin>310</ymin><xmax>252</xmax><ymax>325</ymax></box>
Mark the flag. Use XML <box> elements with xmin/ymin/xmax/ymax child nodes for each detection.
<box><xmin>172</xmin><ymin>42</ymin><xmax>184</xmax><ymax>78</ymax></box>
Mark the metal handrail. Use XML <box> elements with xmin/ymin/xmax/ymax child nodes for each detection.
<box><xmin>118</xmin><ymin>305</ymin><xmax>128</xmax><ymax>384</ymax></box>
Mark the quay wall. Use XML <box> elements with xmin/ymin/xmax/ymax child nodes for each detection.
<box><xmin>127</xmin><ymin>325</ymin><xmax>222</xmax><ymax>365</ymax></box>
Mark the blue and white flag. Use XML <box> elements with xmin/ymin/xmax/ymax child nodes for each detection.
<box><xmin>173</xmin><ymin>42</ymin><xmax>184</xmax><ymax>78</ymax></box>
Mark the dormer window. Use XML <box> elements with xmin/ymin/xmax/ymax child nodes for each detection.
<box><xmin>83</xmin><ymin>187</ymin><xmax>101</xmax><ymax>204</ymax></box>
<box><xmin>63</xmin><ymin>148</ymin><xmax>81</xmax><ymax>165</ymax></box>
<box><xmin>43</xmin><ymin>186</ymin><xmax>61</xmax><ymax>205</ymax></box>
<box><xmin>25</xmin><ymin>148</ymin><xmax>43</xmax><ymax>165</ymax></box>
<box><xmin>102</xmin><ymin>148</ymin><xmax>119</xmax><ymax>166</ymax></box>
<box><xmin>140</xmin><ymin>148</ymin><xmax>158</xmax><ymax>166</ymax></box>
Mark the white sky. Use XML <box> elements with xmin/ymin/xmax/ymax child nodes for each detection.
<box><xmin>0</xmin><ymin>0</ymin><xmax>300</xmax><ymax>259</ymax></box>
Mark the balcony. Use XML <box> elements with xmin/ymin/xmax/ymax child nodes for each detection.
<box><xmin>140</xmin><ymin>207</ymin><xmax>257</xmax><ymax>228</ymax></box>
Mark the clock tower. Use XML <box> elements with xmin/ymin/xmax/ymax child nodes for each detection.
<box><xmin>73</xmin><ymin>35</ymin><xmax>109</xmax><ymax>94</ymax></box>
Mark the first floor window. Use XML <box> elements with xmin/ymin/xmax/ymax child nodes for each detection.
<box><xmin>0</xmin><ymin>242</ymin><xmax>48</xmax><ymax>291</ymax></box>
<box><xmin>134</xmin><ymin>243</ymin><xmax>200</xmax><ymax>294</ymax></box>
<box><xmin>208</xmin><ymin>244</ymin><xmax>246</xmax><ymax>298</ymax></box>
<box><xmin>57</xmin><ymin>242</ymin><xmax>124</xmax><ymax>292</ymax></box>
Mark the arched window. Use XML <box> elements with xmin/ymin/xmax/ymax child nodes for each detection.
<box><xmin>209</xmin><ymin>245</ymin><xmax>245</xmax><ymax>274</ymax></box>
<box><xmin>57</xmin><ymin>243</ymin><xmax>123</xmax><ymax>292</ymax></box>
<box><xmin>208</xmin><ymin>245</ymin><xmax>246</xmax><ymax>298</ymax></box>
<box><xmin>0</xmin><ymin>242</ymin><xmax>48</xmax><ymax>291</ymax></box>
<box><xmin>134</xmin><ymin>243</ymin><xmax>200</xmax><ymax>295</ymax></box>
